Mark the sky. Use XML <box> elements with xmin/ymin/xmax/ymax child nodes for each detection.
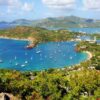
<box><xmin>0</xmin><ymin>0</ymin><xmax>100</xmax><ymax>21</ymax></box>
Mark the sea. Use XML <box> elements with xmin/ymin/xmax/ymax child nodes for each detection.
<box><xmin>0</xmin><ymin>39</ymin><xmax>88</xmax><ymax>71</ymax></box>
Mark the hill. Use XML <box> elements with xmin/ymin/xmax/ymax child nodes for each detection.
<box><xmin>0</xmin><ymin>16</ymin><xmax>100</xmax><ymax>29</ymax></box>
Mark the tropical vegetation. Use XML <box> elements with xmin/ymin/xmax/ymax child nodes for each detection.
<box><xmin>0</xmin><ymin>26</ymin><xmax>100</xmax><ymax>100</ymax></box>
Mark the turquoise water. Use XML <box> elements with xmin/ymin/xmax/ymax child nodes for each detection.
<box><xmin>0</xmin><ymin>39</ymin><xmax>88</xmax><ymax>71</ymax></box>
<box><xmin>48</xmin><ymin>27</ymin><xmax>100</xmax><ymax>34</ymax></box>
<box><xmin>67</xmin><ymin>28</ymin><xmax>100</xmax><ymax>34</ymax></box>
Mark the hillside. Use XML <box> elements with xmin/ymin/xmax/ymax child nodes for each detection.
<box><xmin>0</xmin><ymin>26</ymin><xmax>82</xmax><ymax>44</ymax></box>
<box><xmin>0</xmin><ymin>16</ymin><xmax>100</xmax><ymax>29</ymax></box>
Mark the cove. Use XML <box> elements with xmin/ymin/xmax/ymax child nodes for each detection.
<box><xmin>0</xmin><ymin>38</ymin><xmax>88</xmax><ymax>71</ymax></box>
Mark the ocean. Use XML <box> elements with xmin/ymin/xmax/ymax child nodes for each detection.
<box><xmin>0</xmin><ymin>39</ymin><xmax>88</xmax><ymax>71</ymax></box>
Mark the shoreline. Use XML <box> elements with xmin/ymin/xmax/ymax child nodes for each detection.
<box><xmin>0</xmin><ymin>36</ymin><xmax>93</xmax><ymax>71</ymax></box>
<box><xmin>0</xmin><ymin>36</ymin><xmax>93</xmax><ymax>62</ymax></box>
<box><xmin>84</xmin><ymin>51</ymin><xmax>92</xmax><ymax>60</ymax></box>
<box><xmin>0</xmin><ymin>36</ymin><xmax>29</xmax><ymax>41</ymax></box>
<box><xmin>0</xmin><ymin>36</ymin><xmax>79</xmax><ymax>42</ymax></box>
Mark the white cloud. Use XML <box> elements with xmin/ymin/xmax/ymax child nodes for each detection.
<box><xmin>42</xmin><ymin>0</ymin><xmax>76</xmax><ymax>9</ymax></box>
<box><xmin>83</xmin><ymin>0</ymin><xmax>100</xmax><ymax>11</ymax></box>
<box><xmin>0</xmin><ymin>0</ymin><xmax>33</xmax><ymax>13</ymax></box>
<box><xmin>22</xmin><ymin>3</ymin><xmax>33</xmax><ymax>12</ymax></box>
<box><xmin>0</xmin><ymin>0</ymin><xmax>20</xmax><ymax>7</ymax></box>
<box><xmin>0</xmin><ymin>0</ymin><xmax>21</xmax><ymax>14</ymax></box>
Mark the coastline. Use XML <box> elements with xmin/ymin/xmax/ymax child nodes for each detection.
<box><xmin>0</xmin><ymin>36</ymin><xmax>93</xmax><ymax>64</ymax></box>
<box><xmin>0</xmin><ymin>36</ymin><xmax>29</xmax><ymax>41</ymax></box>
<box><xmin>84</xmin><ymin>51</ymin><xmax>92</xmax><ymax>60</ymax></box>
<box><xmin>0</xmin><ymin>36</ymin><xmax>94</xmax><ymax>71</ymax></box>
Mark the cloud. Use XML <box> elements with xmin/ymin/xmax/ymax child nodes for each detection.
<box><xmin>83</xmin><ymin>0</ymin><xmax>100</xmax><ymax>11</ymax></box>
<box><xmin>0</xmin><ymin>0</ymin><xmax>21</xmax><ymax>15</ymax></box>
<box><xmin>22</xmin><ymin>2</ymin><xmax>33</xmax><ymax>12</ymax></box>
<box><xmin>42</xmin><ymin>0</ymin><xmax>76</xmax><ymax>9</ymax></box>
<box><xmin>0</xmin><ymin>0</ymin><xmax>20</xmax><ymax>7</ymax></box>
<box><xmin>0</xmin><ymin>0</ymin><xmax>33</xmax><ymax>13</ymax></box>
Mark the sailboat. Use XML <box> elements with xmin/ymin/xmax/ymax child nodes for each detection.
<box><xmin>70</xmin><ymin>56</ymin><xmax>73</xmax><ymax>59</ymax></box>
<box><xmin>15</xmin><ymin>63</ymin><xmax>19</xmax><ymax>66</ymax></box>
<box><xmin>0</xmin><ymin>59</ymin><xmax>3</xmax><ymax>63</ymax></box>
<box><xmin>36</xmin><ymin>50</ymin><xmax>41</xmax><ymax>54</ymax></box>
<box><xmin>25</xmin><ymin>61</ymin><xmax>28</xmax><ymax>64</ymax></box>
<box><xmin>14</xmin><ymin>56</ymin><xmax>17</xmax><ymax>60</ymax></box>
<box><xmin>21</xmin><ymin>64</ymin><xmax>26</xmax><ymax>67</ymax></box>
<box><xmin>30</xmin><ymin>57</ymin><xmax>33</xmax><ymax>60</ymax></box>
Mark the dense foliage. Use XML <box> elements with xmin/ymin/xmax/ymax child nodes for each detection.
<box><xmin>0</xmin><ymin>26</ymin><xmax>82</xmax><ymax>43</ymax></box>
<box><xmin>76</xmin><ymin>41</ymin><xmax>100</xmax><ymax>70</ymax></box>
<box><xmin>0</xmin><ymin>68</ymin><xmax>100</xmax><ymax>100</ymax></box>
<box><xmin>0</xmin><ymin>26</ymin><xmax>100</xmax><ymax>100</ymax></box>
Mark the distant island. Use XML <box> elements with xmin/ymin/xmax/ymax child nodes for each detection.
<box><xmin>1</xmin><ymin>16</ymin><xmax>100</xmax><ymax>29</ymax></box>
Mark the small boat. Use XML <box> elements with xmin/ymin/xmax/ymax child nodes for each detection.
<box><xmin>15</xmin><ymin>63</ymin><xmax>18</xmax><ymax>66</ymax></box>
<box><xmin>74</xmin><ymin>44</ymin><xmax>77</xmax><ymax>46</ymax></box>
<box><xmin>70</xmin><ymin>56</ymin><xmax>73</xmax><ymax>59</ymax></box>
<box><xmin>0</xmin><ymin>60</ymin><xmax>3</xmax><ymax>63</ymax></box>
<box><xmin>14</xmin><ymin>56</ymin><xmax>17</xmax><ymax>60</ymax></box>
<box><xmin>21</xmin><ymin>64</ymin><xmax>26</xmax><ymax>67</ymax></box>
<box><xmin>30</xmin><ymin>57</ymin><xmax>33</xmax><ymax>60</ymax></box>
<box><xmin>25</xmin><ymin>61</ymin><xmax>28</xmax><ymax>64</ymax></box>
<box><xmin>36</xmin><ymin>51</ymin><xmax>41</xmax><ymax>54</ymax></box>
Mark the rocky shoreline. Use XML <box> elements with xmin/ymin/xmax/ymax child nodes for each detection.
<box><xmin>0</xmin><ymin>36</ymin><xmax>38</xmax><ymax>49</ymax></box>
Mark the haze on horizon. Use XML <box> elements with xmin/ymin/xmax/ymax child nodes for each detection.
<box><xmin>0</xmin><ymin>0</ymin><xmax>100</xmax><ymax>21</ymax></box>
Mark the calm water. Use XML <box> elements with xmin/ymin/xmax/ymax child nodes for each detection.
<box><xmin>0</xmin><ymin>39</ymin><xmax>88</xmax><ymax>71</ymax></box>
<box><xmin>67</xmin><ymin>28</ymin><xmax>100</xmax><ymax>34</ymax></box>
<box><xmin>48</xmin><ymin>27</ymin><xmax>100</xmax><ymax>34</ymax></box>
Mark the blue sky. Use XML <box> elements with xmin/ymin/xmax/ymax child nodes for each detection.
<box><xmin>0</xmin><ymin>0</ymin><xmax>100</xmax><ymax>21</ymax></box>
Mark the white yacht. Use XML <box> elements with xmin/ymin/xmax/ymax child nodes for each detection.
<box><xmin>25</xmin><ymin>61</ymin><xmax>28</xmax><ymax>64</ymax></box>
<box><xmin>70</xmin><ymin>56</ymin><xmax>73</xmax><ymax>59</ymax></box>
<box><xmin>14</xmin><ymin>56</ymin><xmax>17</xmax><ymax>60</ymax></box>
<box><xmin>30</xmin><ymin>57</ymin><xmax>33</xmax><ymax>60</ymax></box>
<box><xmin>0</xmin><ymin>60</ymin><xmax>3</xmax><ymax>63</ymax></box>
<box><xmin>36</xmin><ymin>51</ymin><xmax>41</xmax><ymax>54</ymax></box>
<box><xmin>21</xmin><ymin>64</ymin><xmax>26</xmax><ymax>67</ymax></box>
<box><xmin>15</xmin><ymin>63</ymin><xmax>18</xmax><ymax>66</ymax></box>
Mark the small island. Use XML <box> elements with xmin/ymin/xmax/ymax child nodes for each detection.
<box><xmin>26</xmin><ymin>37</ymin><xmax>38</xmax><ymax>49</ymax></box>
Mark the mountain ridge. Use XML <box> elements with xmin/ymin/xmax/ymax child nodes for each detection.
<box><xmin>0</xmin><ymin>16</ymin><xmax>100</xmax><ymax>29</ymax></box>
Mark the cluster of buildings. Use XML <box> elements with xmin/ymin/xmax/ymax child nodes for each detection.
<box><xmin>75</xmin><ymin>35</ymin><xmax>100</xmax><ymax>45</ymax></box>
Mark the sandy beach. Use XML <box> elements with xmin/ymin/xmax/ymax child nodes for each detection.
<box><xmin>85</xmin><ymin>51</ymin><xmax>92</xmax><ymax>60</ymax></box>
